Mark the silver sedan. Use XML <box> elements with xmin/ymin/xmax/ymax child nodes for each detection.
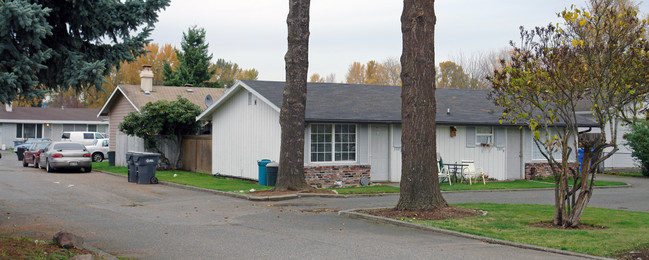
<box><xmin>40</xmin><ymin>142</ymin><xmax>92</xmax><ymax>173</ymax></box>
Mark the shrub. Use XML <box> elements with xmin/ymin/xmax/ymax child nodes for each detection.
<box><xmin>624</xmin><ymin>120</ymin><xmax>649</xmax><ymax>176</ymax></box>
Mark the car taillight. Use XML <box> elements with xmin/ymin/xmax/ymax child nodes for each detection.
<box><xmin>52</xmin><ymin>153</ymin><xmax>63</xmax><ymax>158</ymax></box>
<box><xmin>83</xmin><ymin>153</ymin><xmax>91</xmax><ymax>157</ymax></box>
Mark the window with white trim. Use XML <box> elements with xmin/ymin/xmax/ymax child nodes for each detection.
<box><xmin>16</xmin><ymin>124</ymin><xmax>42</xmax><ymax>139</ymax></box>
<box><xmin>475</xmin><ymin>126</ymin><xmax>493</xmax><ymax>145</ymax></box>
<box><xmin>310</xmin><ymin>124</ymin><xmax>356</xmax><ymax>162</ymax></box>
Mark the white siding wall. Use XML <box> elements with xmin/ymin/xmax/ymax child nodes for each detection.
<box><xmin>600</xmin><ymin>122</ymin><xmax>639</xmax><ymax>169</ymax></box>
<box><xmin>211</xmin><ymin>89</ymin><xmax>281</xmax><ymax>179</ymax></box>
<box><xmin>390</xmin><ymin>125</ymin><xmax>510</xmax><ymax>181</ymax></box>
<box><xmin>0</xmin><ymin>123</ymin><xmax>13</xmax><ymax>149</ymax></box>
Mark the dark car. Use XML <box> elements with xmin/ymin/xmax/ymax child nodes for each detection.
<box><xmin>40</xmin><ymin>142</ymin><xmax>92</xmax><ymax>173</ymax></box>
<box><xmin>22</xmin><ymin>141</ymin><xmax>51</xmax><ymax>168</ymax></box>
<box><xmin>15</xmin><ymin>138</ymin><xmax>51</xmax><ymax>160</ymax></box>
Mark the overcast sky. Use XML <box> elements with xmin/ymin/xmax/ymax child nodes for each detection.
<box><xmin>149</xmin><ymin>0</ymin><xmax>648</xmax><ymax>83</ymax></box>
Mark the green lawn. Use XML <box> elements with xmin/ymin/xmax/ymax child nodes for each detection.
<box><xmin>331</xmin><ymin>179</ymin><xmax>626</xmax><ymax>194</ymax></box>
<box><xmin>93</xmin><ymin>162</ymin><xmax>273</xmax><ymax>193</ymax></box>
<box><xmin>403</xmin><ymin>203</ymin><xmax>649</xmax><ymax>257</ymax></box>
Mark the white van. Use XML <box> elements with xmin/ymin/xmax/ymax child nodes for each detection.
<box><xmin>61</xmin><ymin>132</ymin><xmax>106</xmax><ymax>146</ymax></box>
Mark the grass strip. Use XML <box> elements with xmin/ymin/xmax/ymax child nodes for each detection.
<box><xmin>93</xmin><ymin>162</ymin><xmax>272</xmax><ymax>193</ymax></box>
<box><xmin>331</xmin><ymin>179</ymin><xmax>625</xmax><ymax>194</ymax></box>
<box><xmin>404</xmin><ymin>203</ymin><xmax>649</xmax><ymax>257</ymax></box>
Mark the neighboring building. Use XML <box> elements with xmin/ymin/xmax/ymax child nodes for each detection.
<box><xmin>0</xmin><ymin>104</ymin><xmax>108</xmax><ymax>148</ymax></box>
<box><xmin>97</xmin><ymin>65</ymin><xmax>225</xmax><ymax>166</ymax></box>
<box><xmin>197</xmin><ymin>80</ymin><xmax>599</xmax><ymax>187</ymax></box>
<box><xmin>575</xmin><ymin>101</ymin><xmax>643</xmax><ymax>171</ymax></box>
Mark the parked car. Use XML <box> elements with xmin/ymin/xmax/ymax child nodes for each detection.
<box><xmin>14</xmin><ymin>138</ymin><xmax>51</xmax><ymax>160</ymax></box>
<box><xmin>40</xmin><ymin>141</ymin><xmax>92</xmax><ymax>173</ymax></box>
<box><xmin>22</xmin><ymin>141</ymin><xmax>51</xmax><ymax>168</ymax></box>
<box><xmin>86</xmin><ymin>139</ymin><xmax>109</xmax><ymax>162</ymax></box>
<box><xmin>61</xmin><ymin>132</ymin><xmax>105</xmax><ymax>146</ymax></box>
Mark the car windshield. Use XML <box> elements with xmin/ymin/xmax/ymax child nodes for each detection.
<box><xmin>53</xmin><ymin>143</ymin><xmax>85</xmax><ymax>151</ymax></box>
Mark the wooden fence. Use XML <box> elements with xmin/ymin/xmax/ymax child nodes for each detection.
<box><xmin>181</xmin><ymin>135</ymin><xmax>212</xmax><ymax>174</ymax></box>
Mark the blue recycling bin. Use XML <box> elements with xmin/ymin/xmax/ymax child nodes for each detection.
<box><xmin>578</xmin><ymin>148</ymin><xmax>584</xmax><ymax>172</ymax></box>
<box><xmin>258</xmin><ymin>159</ymin><xmax>272</xmax><ymax>185</ymax></box>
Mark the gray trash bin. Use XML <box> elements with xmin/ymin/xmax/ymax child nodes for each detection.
<box><xmin>135</xmin><ymin>152</ymin><xmax>160</xmax><ymax>184</ymax></box>
<box><xmin>126</xmin><ymin>152</ymin><xmax>140</xmax><ymax>183</ymax></box>
<box><xmin>265</xmin><ymin>162</ymin><xmax>279</xmax><ymax>186</ymax></box>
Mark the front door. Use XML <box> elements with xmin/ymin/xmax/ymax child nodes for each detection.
<box><xmin>506</xmin><ymin>128</ymin><xmax>523</xmax><ymax>179</ymax></box>
<box><xmin>370</xmin><ymin>124</ymin><xmax>390</xmax><ymax>181</ymax></box>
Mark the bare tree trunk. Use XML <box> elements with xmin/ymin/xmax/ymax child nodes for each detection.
<box><xmin>275</xmin><ymin>0</ymin><xmax>311</xmax><ymax>191</ymax></box>
<box><xmin>395</xmin><ymin>0</ymin><xmax>448</xmax><ymax>210</ymax></box>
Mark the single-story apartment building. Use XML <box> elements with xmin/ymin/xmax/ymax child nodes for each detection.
<box><xmin>0</xmin><ymin>104</ymin><xmax>108</xmax><ymax>149</ymax></box>
<box><xmin>197</xmin><ymin>80</ymin><xmax>598</xmax><ymax>187</ymax></box>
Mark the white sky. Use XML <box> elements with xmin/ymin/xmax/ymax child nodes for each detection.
<box><xmin>150</xmin><ymin>0</ymin><xmax>649</xmax><ymax>82</ymax></box>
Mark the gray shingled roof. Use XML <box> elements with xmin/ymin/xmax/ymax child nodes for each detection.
<box><xmin>242</xmin><ymin>80</ymin><xmax>598</xmax><ymax>127</ymax></box>
<box><xmin>0</xmin><ymin>106</ymin><xmax>107</xmax><ymax>123</ymax></box>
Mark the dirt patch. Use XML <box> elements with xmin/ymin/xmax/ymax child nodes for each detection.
<box><xmin>249</xmin><ymin>188</ymin><xmax>336</xmax><ymax>197</ymax></box>
<box><xmin>248</xmin><ymin>190</ymin><xmax>297</xmax><ymax>196</ymax></box>
<box><xmin>0</xmin><ymin>235</ymin><xmax>97</xmax><ymax>259</ymax></box>
<box><xmin>617</xmin><ymin>246</ymin><xmax>649</xmax><ymax>260</ymax></box>
<box><xmin>300</xmin><ymin>208</ymin><xmax>340</xmax><ymax>213</ymax></box>
<box><xmin>528</xmin><ymin>222</ymin><xmax>606</xmax><ymax>230</ymax></box>
<box><xmin>360</xmin><ymin>206</ymin><xmax>483</xmax><ymax>221</ymax></box>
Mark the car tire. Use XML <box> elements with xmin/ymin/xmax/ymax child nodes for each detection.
<box><xmin>46</xmin><ymin>160</ymin><xmax>54</xmax><ymax>173</ymax></box>
<box><xmin>22</xmin><ymin>160</ymin><xmax>28</xmax><ymax>167</ymax></box>
<box><xmin>92</xmin><ymin>153</ymin><xmax>104</xmax><ymax>162</ymax></box>
<box><xmin>33</xmin><ymin>157</ymin><xmax>39</xmax><ymax>168</ymax></box>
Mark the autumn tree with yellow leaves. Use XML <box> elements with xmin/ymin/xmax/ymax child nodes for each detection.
<box><xmin>490</xmin><ymin>0</ymin><xmax>649</xmax><ymax>227</ymax></box>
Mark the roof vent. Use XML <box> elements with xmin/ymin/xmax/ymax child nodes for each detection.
<box><xmin>186</xmin><ymin>88</ymin><xmax>194</xmax><ymax>93</ymax></box>
<box><xmin>205</xmin><ymin>94</ymin><xmax>213</xmax><ymax>107</ymax></box>
<box><xmin>144</xmin><ymin>90</ymin><xmax>151</xmax><ymax>95</ymax></box>
<box><xmin>447</xmin><ymin>108</ymin><xmax>450</xmax><ymax>115</ymax></box>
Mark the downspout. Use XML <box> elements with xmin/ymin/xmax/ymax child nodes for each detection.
<box><xmin>520</xmin><ymin>128</ymin><xmax>524</xmax><ymax>179</ymax></box>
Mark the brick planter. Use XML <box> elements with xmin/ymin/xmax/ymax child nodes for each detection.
<box><xmin>525</xmin><ymin>162</ymin><xmax>580</xmax><ymax>180</ymax></box>
<box><xmin>304</xmin><ymin>165</ymin><xmax>371</xmax><ymax>188</ymax></box>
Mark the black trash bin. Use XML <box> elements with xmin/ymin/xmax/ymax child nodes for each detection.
<box><xmin>126</xmin><ymin>152</ymin><xmax>140</xmax><ymax>183</ymax></box>
<box><xmin>135</xmin><ymin>152</ymin><xmax>160</xmax><ymax>184</ymax></box>
<box><xmin>265</xmin><ymin>162</ymin><xmax>279</xmax><ymax>186</ymax></box>
<box><xmin>16</xmin><ymin>146</ymin><xmax>26</xmax><ymax>161</ymax></box>
<box><xmin>107</xmin><ymin>151</ymin><xmax>116</xmax><ymax>166</ymax></box>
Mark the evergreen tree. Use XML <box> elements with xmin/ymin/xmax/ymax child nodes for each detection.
<box><xmin>0</xmin><ymin>0</ymin><xmax>170</xmax><ymax>104</ymax></box>
<box><xmin>163</xmin><ymin>26</ymin><xmax>217</xmax><ymax>88</ymax></box>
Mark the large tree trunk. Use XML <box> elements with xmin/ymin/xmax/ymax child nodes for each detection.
<box><xmin>395</xmin><ymin>0</ymin><xmax>448</xmax><ymax>210</ymax></box>
<box><xmin>275</xmin><ymin>0</ymin><xmax>311</xmax><ymax>191</ymax></box>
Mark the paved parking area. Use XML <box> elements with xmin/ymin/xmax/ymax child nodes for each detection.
<box><xmin>1</xmin><ymin>150</ymin><xmax>639</xmax><ymax>259</ymax></box>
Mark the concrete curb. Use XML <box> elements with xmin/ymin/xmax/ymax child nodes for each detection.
<box><xmin>83</xmin><ymin>242</ymin><xmax>119</xmax><ymax>260</ymax></box>
<box><xmin>339</xmin><ymin>208</ymin><xmax>613</xmax><ymax>260</ymax></box>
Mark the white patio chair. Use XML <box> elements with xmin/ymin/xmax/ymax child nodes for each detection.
<box><xmin>461</xmin><ymin>159</ymin><xmax>486</xmax><ymax>185</ymax></box>
<box><xmin>437</xmin><ymin>153</ymin><xmax>451</xmax><ymax>185</ymax></box>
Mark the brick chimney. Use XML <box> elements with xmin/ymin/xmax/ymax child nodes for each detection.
<box><xmin>139</xmin><ymin>65</ymin><xmax>154</xmax><ymax>92</ymax></box>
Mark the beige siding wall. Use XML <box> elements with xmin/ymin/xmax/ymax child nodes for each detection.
<box><xmin>108</xmin><ymin>95</ymin><xmax>137</xmax><ymax>151</ymax></box>
<box><xmin>211</xmin><ymin>89</ymin><xmax>281</xmax><ymax>179</ymax></box>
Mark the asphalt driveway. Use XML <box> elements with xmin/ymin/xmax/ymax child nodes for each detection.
<box><xmin>1</xmin><ymin>150</ymin><xmax>640</xmax><ymax>259</ymax></box>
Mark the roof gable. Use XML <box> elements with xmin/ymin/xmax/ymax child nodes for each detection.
<box><xmin>99</xmin><ymin>85</ymin><xmax>226</xmax><ymax>116</ymax></box>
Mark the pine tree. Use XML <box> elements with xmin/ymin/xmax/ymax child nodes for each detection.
<box><xmin>163</xmin><ymin>26</ymin><xmax>217</xmax><ymax>88</ymax></box>
<box><xmin>0</xmin><ymin>0</ymin><xmax>170</xmax><ymax>104</ymax></box>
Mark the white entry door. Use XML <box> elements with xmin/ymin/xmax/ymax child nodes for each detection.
<box><xmin>370</xmin><ymin>125</ymin><xmax>390</xmax><ymax>181</ymax></box>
